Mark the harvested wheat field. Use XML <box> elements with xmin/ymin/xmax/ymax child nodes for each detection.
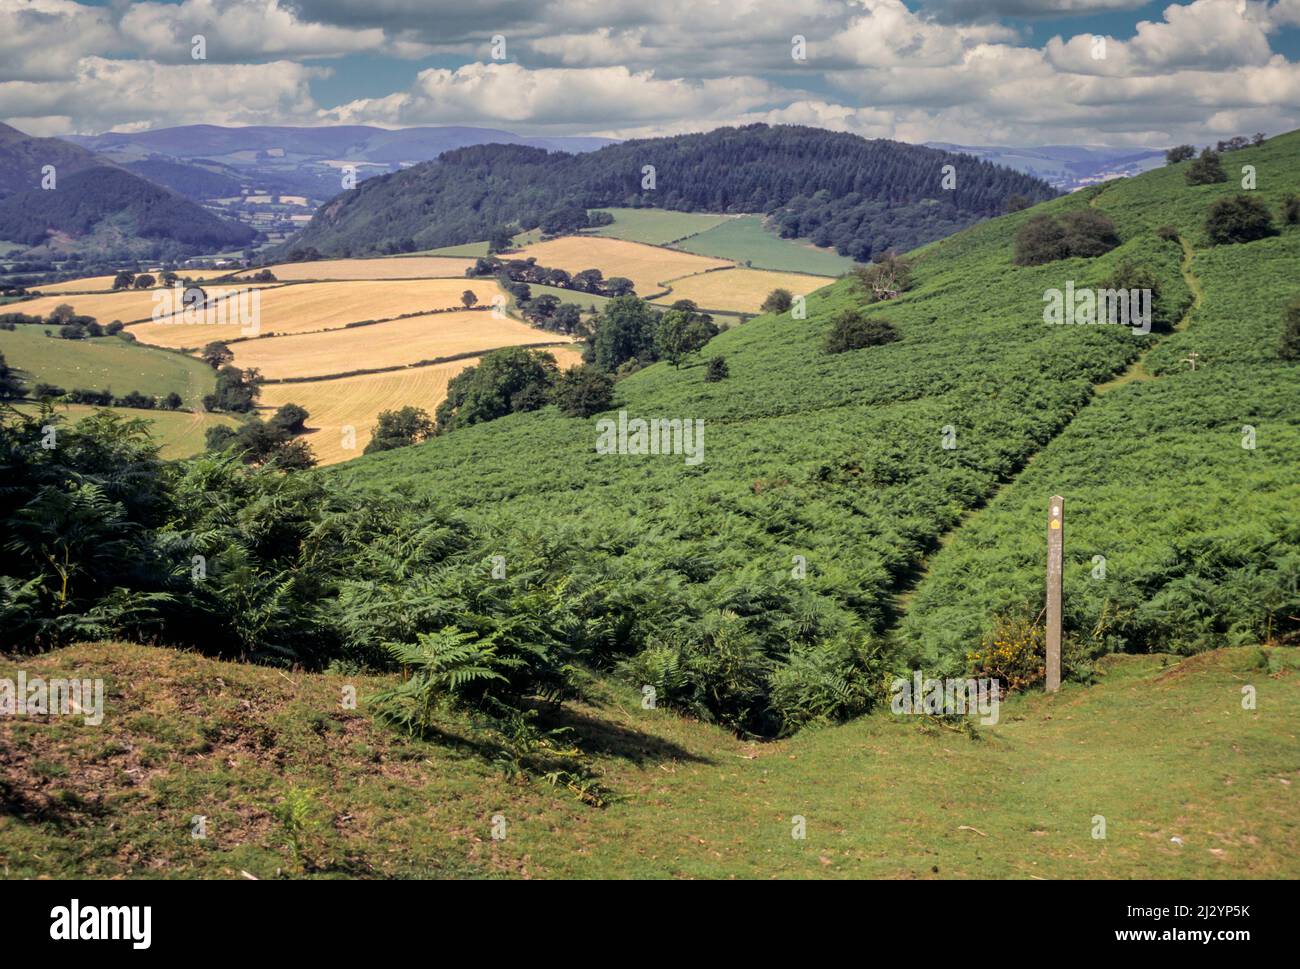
<box><xmin>510</xmin><ymin>237</ymin><xmax>730</xmax><ymax>296</ymax></box>
<box><xmin>262</xmin><ymin>346</ymin><xmax>584</xmax><ymax>465</ymax></box>
<box><xmin>260</xmin><ymin>363</ymin><xmax>474</xmax><ymax>465</ymax></box>
<box><xmin>235</xmin><ymin>256</ymin><xmax>478</xmax><ymax>281</ymax></box>
<box><xmin>229</xmin><ymin>309</ymin><xmax>571</xmax><ymax>380</ymax></box>
<box><xmin>657</xmin><ymin>267</ymin><xmax>832</xmax><ymax>313</ymax></box>
<box><xmin>129</xmin><ymin>279</ymin><xmax>505</xmax><ymax>349</ymax></box>
<box><xmin>15</xmin><ymin>289</ymin><xmax>174</xmax><ymax>324</ymax></box>
<box><xmin>31</xmin><ymin>275</ymin><xmax>122</xmax><ymax>294</ymax></box>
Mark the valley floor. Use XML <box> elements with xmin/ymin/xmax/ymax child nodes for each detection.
<box><xmin>2</xmin><ymin>643</ymin><xmax>1296</xmax><ymax>879</ymax></box>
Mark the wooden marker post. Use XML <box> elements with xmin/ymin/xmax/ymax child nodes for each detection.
<box><xmin>1046</xmin><ymin>495</ymin><xmax>1064</xmax><ymax>693</ymax></box>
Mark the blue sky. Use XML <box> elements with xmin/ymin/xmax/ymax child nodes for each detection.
<box><xmin>3</xmin><ymin>1</ymin><xmax>1299</xmax><ymax>147</ymax></box>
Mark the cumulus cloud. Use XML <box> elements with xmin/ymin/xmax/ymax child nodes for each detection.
<box><xmin>0</xmin><ymin>57</ymin><xmax>327</xmax><ymax>134</ymax></box>
<box><xmin>921</xmin><ymin>0</ymin><xmax>1150</xmax><ymax>20</ymax></box>
<box><xmin>0</xmin><ymin>0</ymin><xmax>119</xmax><ymax>82</ymax></box>
<box><xmin>118</xmin><ymin>0</ymin><xmax>387</xmax><ymax>62</ymax></box>
<box><xmin>2</xmin><ymin>0</ymin><xmax>1299</xmax><ymax>146</ymax></box>
<box><xmin>1047</xmin><ymin>0</ymin><xmax>1279</xmax><ymax>76</ymax></box>
<box><xmin>322</xmin><ymin>62</ymin><xmax>778</xmax><ymax>128</ymax></box>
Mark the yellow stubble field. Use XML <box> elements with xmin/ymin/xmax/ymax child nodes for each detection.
<box><xmin>229</xmin><ymin>309</ymin><xmax>573</xmax><ymax>380</ymax></box>
<box><xmin>234</xmin><ymin>256</ymin><xmax>480</xmax><ymax>281</ymax></box>
<box><xmin>262</xmin><ymin>345</ymin><xmax>585</xmax><ymax>465</ymax></box>
<box><xmin>510</xmin><ymin>237</ymin><xmax>731</xmax><ymax>296</ymax></box>
<box><xmin>656</xmin><ymin>267</ymin><xmax>832</xmax><ymax>313</ymax></box>
<box><xmin>127</xmin><ymin>279</ymin><xmax>506</xmax><ymax>349</ymax></box>
<box><xmin>15</xmin><ymin>290</ymin><xmax>174</xmax><ymax>324</ymax></box>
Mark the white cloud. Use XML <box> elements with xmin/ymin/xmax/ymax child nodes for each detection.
<box><xmin>2</xmin><ymin>0</ymin><xmax>1299</xmax><ymax>147</ymax></box>
<box><xmin>0</xmin><ymin>57</ymin><xmax>327</xmax><ymax>134</ymax></box>
<box><xmin>0</xmin><ymin>0</ymin><xmax>119</xmax><ymax>82</ymax></box>
<box><xmin>118</xmin><ymin>0</ymin><xmax>387</xmax><ymax>62</ymax></box>
<box><xmin>323</xmin><ymin>62</ymin><xmax>778</xmax><ymax>128</ymax></box>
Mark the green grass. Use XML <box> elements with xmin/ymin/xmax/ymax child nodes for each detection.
<box><xmin>1</xmin><ymin>324</ymin><xmax>218</xmax><ymax>409</ymax></box>
<box><xmin>2</xmin><ymin>642</ymin><xmax>1295</xmax><ymax>878</ymax></box>
<box><xmin>673</xmin><ymin>215</ymin><xmax>860</xmax><ymax>275</ymax></box>
<box><xmin>12</xmin><ymin>402</ymin><xmax>238</xmax><ymax>460</ymax></box>
<box><xmin>589</xmin><ymin>208</ymin><xmax>735</xmax><ymax>245</ymax></box>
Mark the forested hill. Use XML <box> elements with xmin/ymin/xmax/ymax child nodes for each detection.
<box><xmin>283</xmin><ymin>124</ymin><xmax>1057</xmax><ymax>259</ymax></box>
<box><xmin>0</xmin><ymin>122</ymin><xmax>256</xmax><ymax>256</ymax></box>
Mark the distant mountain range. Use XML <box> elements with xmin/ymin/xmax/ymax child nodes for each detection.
<box><xmin>64</xmin><ymin>124</ymin><xmax>614</xmax><ymax>203</ymax></box>
<box><xmin>0</xmin><ymin>123</ymin><xmax>255</xmax><ymax>259</ymax></box>
<box><xmin>926</xmin><ymin>142</ymin><xmax>1166</xmax><ymax>191</ymax></box>
<box><xmin>57</xmin><ymin>124</ymin><xmax>617</xmax><ymax>248</ymax></box>
<box><xmin>0</xmin><ymin>120</ymin><xmax>1167</xmax><ymax>265</ymax></box>
<box><xmin>66</xmin><ymin>124</ymin><xmax>614</xmax><ymax>163</ymax></box>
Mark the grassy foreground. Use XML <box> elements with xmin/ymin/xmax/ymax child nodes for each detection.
<box><xmin>2</xmin><ymin>642</ymin><xmax>1296</xmax><ymax>879</ymax></box>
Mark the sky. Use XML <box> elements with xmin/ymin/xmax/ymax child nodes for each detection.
<box><xmin>2</xmin><ymin>0</ymin><xmax>1299</xmax><ymax>147</ymax></box>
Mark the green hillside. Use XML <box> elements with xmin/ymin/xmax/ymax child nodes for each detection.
<box><xmin>673</xmin><ymin>214</ymin><xmax>859</xmax><ymax>275</ymax></box>
<box><xmin>3</xmin><ymin>642</ymin><xmax>1296</xmax><ymax>878</ymax></box>
<box><xmin>0</xmin><ymin>323</ymin><xmax>218</xmax><ymax>408</ymax></box>
<box><xmin>334</xmin><ymin>131</ymin><xmax>1299</xmax><ymax>727</ymax></box>
<box><xmin>589</xmin><ymin>207</ymin><xmax>734</xmax><ymax>245</ymax></box>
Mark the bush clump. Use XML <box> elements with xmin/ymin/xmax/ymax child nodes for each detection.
<box><xmin>1184</xmin><ymin>148</ymin><xmax>1228</xmax><ymax>185</ymax></box>
<box><xmin>1206</xmin><ymin>194</ymin><xmax>1274</xmax><ymax>246</ymax></box>
<box><xmin>823</xmin><ymin>309</ymin><xmax>899</xmax><ymax>354</ymax></box>
<box><xmin>1013</xmin><ymin>210</ymin><xmax>1120</xmax><ymax>266</ymax></box>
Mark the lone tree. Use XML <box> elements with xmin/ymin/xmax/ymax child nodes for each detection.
<box><xmin>365</xmin><ymin>406</ymin><xmax>435</xmax><ymax>453</ymax></box>
<box><xmin>461</xmin><ymin>289</ymin><xmax>478</xmax><ymax>309</ymax></box>
<box><xmin>1165</xmin><ymin>144</ymin><xmax>1195</xmax><ymax>164</ymax></box>
<box><xmin>1280</xmin><ymin>296</ymin><xmax>1300</xmax><ymax>361</ymax></box>
<box><xmin>853</xmin><ymin>253</ymin><xmax>912</xmax><ymax>300</ymax></box>
<box><xmin>201</xmin><ymin>341</ymin><xmax>233</xmax><ymax>369</ymax></box>
<box><xmin>1185</xmin><ymin>148</ymin><xmax>1227</xmax><ymax>185</ymax></box>
<box><xmin>487</xmin><ymin>225</ymin><xmax>514</xmax><ymax>254</ymax></box>
<box><xmin>761</xmin><ymin>288</ymin><xmax>793</xmax><ymax>314</ymax></box>
<box><xmin>705</xmin><ymin>356</ymin><xmax>729</xmax><ymax>382</ymax></box>
<box><xmin>655</xmin><ymin>307</ymin><xmax>718</xmax><ymax>368</ymax></box>
<box><xmin>269</xmin><ymin>402</ymin><xmax>309</xmax><ymax>434</ymax></box>
<box><xmin>1206</xmin><ymin>194</ymin><xmax>1274</xmax><ymax>245</ymax></box>
<box><xmin>823</xmin><ymin>309</ymin><xmax>899</xmax><ymax>354</ymax></box>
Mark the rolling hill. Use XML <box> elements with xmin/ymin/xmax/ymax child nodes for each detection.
<box><xmin>0</xmin><ymin>123</ymin><xmax>255</xmax><ymax>257</ymax></box>
<box><xmin>331</xmin><ymin>130</ymin><xmax>1300</xmax><ymax>731</ymax></box>
<box><xmin>283</xmin><ymin>124</ymin><xmax>1056</xmax><ymax>260</ymax></box>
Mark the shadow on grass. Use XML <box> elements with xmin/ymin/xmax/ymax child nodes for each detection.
<box><xmin>385</xmin><ymin>699</ymin><xmax>712</xmax><ymax>769</ymax></box>
<box><xmin>533</xmin><ymin>702</ymin><xmax>713</xmax><ymax>767</ymax></box>
<box><xmin>0</xmin><ymin>775</ymin><xmax>105</xmax><ymax>831</ymax></box>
